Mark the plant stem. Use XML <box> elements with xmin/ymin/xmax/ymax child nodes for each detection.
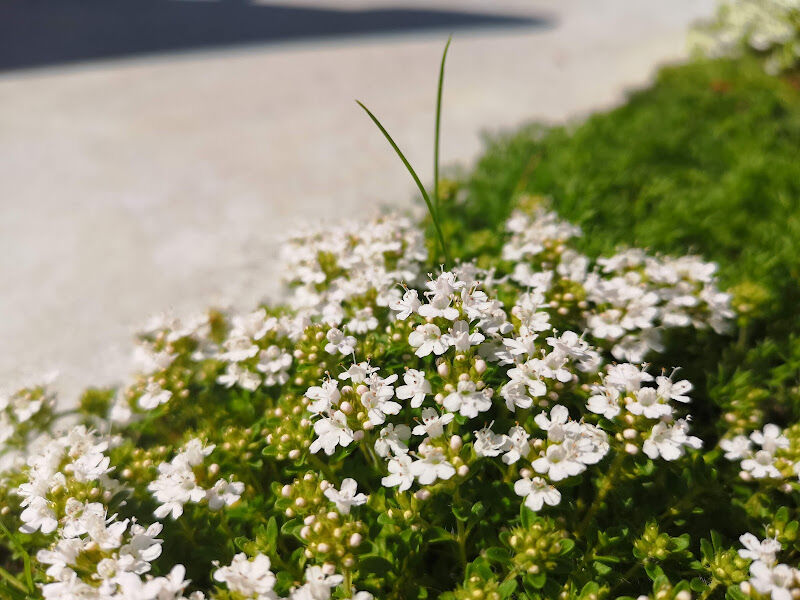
<box><xmin>576</xmin><ymin>451</ymin><xmax>626</xmax><ymax>538</ymax></box>
<box><xmin>699</xmin><ymin>580</ymin><xmax>721</xmax><ymax>600</ymax></box>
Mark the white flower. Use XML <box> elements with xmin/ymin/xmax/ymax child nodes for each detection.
<box><xmin>408</xmin><ymin>324</ymin><xmax>450</xmax><ymax>357</ymax></box>
<box><xmin>213</xmin><ymin>553</ymin><xmax>277</xmax><ymax>598</ymax></box>
<box><xmin>720</xmin><ymin>435</ymin><xmax>752</xmax><ymax>460</ymax></box>
<box><xmin>221</xmin><ymin>336</ymin><xmax>260</xmax><ymax>363</ymax></box>
<box><xmin>425</xmin><ymin>271</ymin><xmax>465</xmax><ymax>297</ymax></box>
<box><xmin>20</xmin><ymin>496</ymin><xmax>58</xmax><ymax>534</ymax></box>
<box><xmin>138</xmin><ymin>381</ymin><xmax>172</xmax><ymax>410</ymax></box>
<box><xmin>418</xmin><ymin>293</ymin><xmax>460</xmax><ymax>321</ymax></box>
<box><xmin>231</xmin><ymin>308</ymin><xmax>272</xmax><ymax>340</ymax></box>
<box><xmin>305</xmin><ymin>380</ymin><xmax>341</xmax><ymax>414</ymax></box>
<box><xmin>605</xmin><ymin>363</ymin><xmax>653</xmax><ymax>392</ymax></box>
<box><xmin>501</xmin><ymin>381</ymin><xmax>534</xmax><ymax>412</ymax></box>
<box><xmin>412</xmin><ymin>407</ymin><xmax>454</xmax><ymax>439</ymax></box>
<box><xmin>374</xmin><ymin>424</ymin><xmax>411</xmax><ymax>458</ymax></box>
<box><xmin>390</xmin><ymin>289</ymin><xmax>421</xmax><ymax>320</ymax></box>
<box><xmin>748</xmin><ymin>561</ymin><xmax>799</xmax><ymax>600</ymax></box>
<box><xmin>656</xmin><ymin>375</ymin><xmax>692</xmax><ymax>403</ymax></box>
<box><xmin>410</xmin><ymin>447</ymin><xmax>455</xmax><ymax>485</ymax></box>
<box><xmin>294</xmin><ymin>565</ymin><xmax>344</xmax><ymax>600</ymax></box>
<box><xmin>739</xmin><ymin>533</ymin><xmax>782</xmax><ymax>565</ymax></box>
<box><xmin>338</xmin><ymin>361</ymin><xmax>378</xmax><ymax>384</ymax></box>
<box><xmin>360</xmin><ymin>376</ymin><xmax>401</xmax><ymax>426</ymax></box>
<box><xmin>751</xmin><ymin>424</ymin><xmax>790</xmax><ymax>454</ymax></box>
<box><xmin>587</xmin><ymin>386</ymin><xmax>621</xmax><ymax>419</ymax></box>
<box><xmin>207</xmin><ymin>479</ymin><xmax>245</xmax><ymax>511</ymax></box>
<box><xmin>547</xmin><ymin>331</ymin><xmax>591</xmax><ymax>360</ymax></box>
<box><xmin>443</xmin><ymin>380</ymin><xmax>492</xmax><ymax>419</ymax></box>
<box><xmin>531</xmin><ymin>444</ymin><xmax>585</xmax><ymax>481</ymax></box>
<box><xmin>256</xmin><ymin>346</ymin><xmax>292</xmax><ymax>386</ymax></box>
<box><xmin>346</xmin><ymin>307</ymin><xmax>378</xmax><ymax>334</ymax></box>
<box><xmin>741</xmin><ymin>450</ymin><xmax>782</xmax><ymax>479</ymax></box>
<box><xmin>627</xmin><ymin>387</ymin><xmax>672</xmax><ymax>419</ymax></box>
<box><xmin>472</xmin><ymin>423</ymin><xmax>509</xmax><ymax>457</ymax></box>
<box><xmin>310</xmin><ymin>411</ymin><xmax>354</xmax><ymax>456</ymax></box>
<box><xmin>324</xmin><ymin>478</ymin><xmax>368</xmax><ymax>514</ymax></box>
<box><xmin>502</xmin><ymin>425</ymin><xmax>531</xmax><ymax>465</ymax></box>
<box><xmin>507</xmin><ymin>361</ymin><xmax>547</xmax><ymax>399</ymax></box>
<box><xmin>395</xmin><ymin>369</ymin><xmax>431</xmax><ymax>408</ymax></box>
<box><xmin>444</xmin><ymin>320</ymin><xmax>485</xmax><ymax>352</ymax></box>
<box><xmin>514</xmin><ymin>476</ymin><xmax>561</xmax><ymax>511</ymax></box>
<box><xmin>382</xmin><ymin>454</ymin><xmax>415</xmax><ymax>492</ymax></box>
<box><xmin>642</xmin><ymin>420</ymin><xmax>702</xmax><ymax>461</ymax></box>
<box><xmin>324</xmin><ymin>328</ymin><xmax>356</xmax><ymax>356</ymax></box>
<box><xmin>534</xmin><ymin>405</ymin><xmax>570</xmax><ymax>441</ymax></box>
<box><xmin>217</xmin><ymin>363</ymin><xmax>261</xmax><ymax>391</ymax></box>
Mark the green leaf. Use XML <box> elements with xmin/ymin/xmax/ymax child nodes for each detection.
<box><xmin>433</xmin><ymin>36</ymin><xmax>451</xmax><ymax>221</ymax></box>
<box><xmin>580</xmin><ymin>582</ymin><xmax>600</xmax><ymax>599</ymax></box>
<box><xmin>358</xmin><ymin>555</ymin><xmax>394</xmax><ymax>577</ymax></box>
<box><xmin>484</xmin><ymin>547</ymin><xmax>510</xmax><ymax>563</ymax></box>
<box><xmin>356</xmin><ymin>100</ymin><xmax>451</xmax><ymax>265</ymax></box>
<box><xmin>523</xmin><ymin>572</ymin><xmax>547</xmax><ymax>591</ymax></box>
<box><xmin>498</xmin><ymin>578</ymin><xmax>518</xmax><ymax>599</ymax></box>
<box><xmin>593</xmin><ymin>561</ymin><xmax>613</xmax><ymax>576</ymax></box>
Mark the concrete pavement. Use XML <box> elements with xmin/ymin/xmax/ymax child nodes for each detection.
<box><xmin>0</xmin><ymin>0</ymin><xmax>715</xmax><ymax>402</ymax></box>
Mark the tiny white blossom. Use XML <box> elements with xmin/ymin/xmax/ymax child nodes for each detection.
<box><xmin>412</xmin><ymin>407</ymin><xmax>454</xmax><ymax>439</ymax></box>
<box><xmin>374</xmin><ymin>424</ymin><xmax>411</xmax><ymax>458</ymax></box>
<box><xmin>324</xmin><ymin>478</ymin><xmax>368</xmax><ymax>514</ymax></box>
<box><xmin>395</xmin><ymin>369</ymin><xmax>431</xmax><ymax>408</ymax></box>
<box><xmin>382</xmin><ymin>454</ymin><xmax>414</xmax><ymax>492</ymax></box>
<box><xmin>310</xmin><ymin>411</ymin><xmax>354</xmax><ymax>456</ymax></box>
<box><xmin>324</xmin><ymin>328</ymin><xmax>357</xmax><ymax>356</ymax></box>
<box><xmin>408</xmin><ymin>324</ymin><xmax>450</xmax><ymax>357</ymax></box>
<box><xmin>514</xmin><ymin>476</ymin><xmax>561</xmax><ymax>511</ymax></box>
<box><xmin>410</xmin><ymin>447</ymin><xmax>455</xmax><ymax>485</ymax></box>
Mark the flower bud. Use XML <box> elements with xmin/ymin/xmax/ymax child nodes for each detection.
<box><xmin>349</xmin><ymin>533</ymin><xmax>362</xmax><ymax>547</ymax></box>
<box><xmin>340</xmin><ymin>401</ymin><xmax>353</xmax><ymax>415</ymax></box>
<box><xmin>450</xmin><ymin>435</ymin><xmax>463</xmax><ymax>452</ymax></box>
<box><xmin>437</xmin><ymin>363</ymin><xmax>450</xmax><ymax>377</ymax></box>
<box><xmin>457</xmin><ymin>465</ymin><xmax>469</xmax><ymax>477</ymax></box>
<box><xmin>474</xmin><ymin>359</ymin><xmax>487</xmax><ymax>374</ymax></box>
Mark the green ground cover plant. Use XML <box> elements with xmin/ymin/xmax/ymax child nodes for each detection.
<box><xmin>436</xmin><ymin>55</ymin><xmax>800</xmax><ymax>439</ymax></box>
<box><xmin>1</xmin><ymin>49</ymin><xmax>799</xmax><ymax>600</ymax></box>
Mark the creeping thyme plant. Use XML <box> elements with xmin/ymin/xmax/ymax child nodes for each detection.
<box><xmin>3</xmin><ymin>46</ymin><xmax>800</xmax><ymax>600</ymax></box>
<box><xmin>691</xmin><ymin>0</ymin><xmax>800</xmax><ymax>74</ymax></box>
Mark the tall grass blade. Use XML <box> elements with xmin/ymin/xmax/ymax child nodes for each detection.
<box><xmin>433</xmin><ymin>36</ymin><xmax>452</xmax><ymax>221</ymax></box>
<box><xmin>356</xmin><ymin>100</ymin><xmax>451</xmax><ymax>265</ymax></box>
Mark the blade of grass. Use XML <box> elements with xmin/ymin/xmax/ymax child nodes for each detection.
<box><xmin>356</xmin><ymin>100</ymin><xmax>451</xmax><ymax>266</ymax></box>
<box><xmin>433</xmin><ymin>36</ymin><xmax>452</xmax><ymax>221</ymax></box>
<box><xmin>0</xmin><ymin>564</ymin><xmax>28</xmax><ymax>594</ymax></box>
<box><xmin>0</xmin><ymin>520</ymin><xmax>34</xmax><ymax>593</ymax></box>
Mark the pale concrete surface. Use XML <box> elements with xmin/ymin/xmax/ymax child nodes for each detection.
<box><xmin>0</xmin><ymin>0</ymin><xmax>715</xmax><ymax>402</ymax></box>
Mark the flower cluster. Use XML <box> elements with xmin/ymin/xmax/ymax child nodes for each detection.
<box><xmin>738</xmin><ymin>534</ymin><xmax>800</xmax><ymax>600</ymax></box>
<box><xmin>721</xmin><ymin>423</ymin><xmax>800</xmax><ymax>482</ymax></box>
<box><xmin>148</xmin><ymin>439</ymin><xmax>244</xmax><ymax>519</ymax></box>
<box><xmin>691</xmin><ymin>0</ymin><xmax>800</xmax><ymax>74</ymax></box>
<box><xmin>5</xmin><ymin>202</ymin><xmax>799</xmax><ymax>600</ymax></box>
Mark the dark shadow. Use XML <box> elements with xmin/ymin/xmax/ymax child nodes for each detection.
<box><xmin>0</xmin><ymin>0</ymin><xmax>550</xmax><ymax>73</ymax></box>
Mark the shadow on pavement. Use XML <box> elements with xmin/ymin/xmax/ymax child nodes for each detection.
<box><xmin>0</xmin><ymin>0</ymin><xmax>550</xmax><ymax>72</ymax></box>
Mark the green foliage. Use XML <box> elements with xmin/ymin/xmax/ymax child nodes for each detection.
<box><xmin>438</xmin><ymin>56</ymin><xmax>800</xmax><ymax>434</ymax></box>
